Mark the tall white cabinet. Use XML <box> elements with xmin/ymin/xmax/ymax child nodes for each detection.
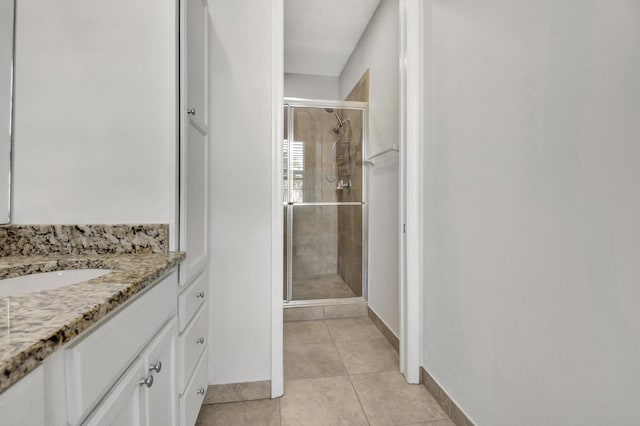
<box><xmin>178</xmin><ymin>0</ymin><xmax>210</xmax><ymax>425</ymax></box>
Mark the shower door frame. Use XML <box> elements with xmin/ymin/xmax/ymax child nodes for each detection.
<box><xmin>283</xmin><ymin>97</ymin><xmax>369</xmax><ymax>305</ymax></box>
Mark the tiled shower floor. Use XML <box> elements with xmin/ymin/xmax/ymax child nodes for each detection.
<box><xmin>196</xmin><ymin>317</ymin><xmax>455</xmax><ymax>426</ymax></box>
<box><xmin>292</xmin><ymin>273</ymin><xmax>357</xmax><ymax>300</ymax></box>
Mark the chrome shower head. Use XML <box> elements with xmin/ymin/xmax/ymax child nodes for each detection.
<box><xmin>325</xmin><ymin>108</ymin><xmax>344</xmax><ymax>133</ymax></box>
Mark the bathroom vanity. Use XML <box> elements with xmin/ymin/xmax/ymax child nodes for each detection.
<box><xmin>0</xmin><ymin>225</ymin><xmax>209</xmax><ymax>426</ymax></box>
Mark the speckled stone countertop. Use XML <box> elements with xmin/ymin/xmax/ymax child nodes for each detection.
<box><xmin>0</xmin><ymin>224</ymin><xmax>185</xmax><ymax>395</ymax></box>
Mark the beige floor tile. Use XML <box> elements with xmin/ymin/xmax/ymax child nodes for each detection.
<box><xmin>284</xmin><ymin>320</ymin><xmax>332</xmax><ymax>346</ymax></box>
<box><xmin>284</xmin><ymin>341</ymin><xmax>347</xmax><ymax>380</ymax></box>
<box><xmin>325</xmin><ymin>316</ymin><xmax>384</xmax><ymax>341</ymax></box>
<box><xmin>280</xmin><ymin>376</ymin><xmax>369</xmax><ymax>426</ymax></box>
<box><xmin>406</xmin><ymin>421</ymin><xmax>456</xmax><ymax>426</ymax></box>
<box><xmin>195</xmin><ymin>399</ymin><xmax>280</xmax><ymax>426</ymax></box>
<box><xmin>350</xmin><ymin>371</ymin><xmax>449</xmax><ymax>426</ymax></box>
<box><xmin>335</xmin><ymin>336</ymin><xmax>399</xmax><ymax>374</ymax></box>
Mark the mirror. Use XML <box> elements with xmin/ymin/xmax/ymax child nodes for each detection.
<box><xmin>0</xmin><ymin>0</ymin><xmax>15</xmax><ymax>223</ymax></box>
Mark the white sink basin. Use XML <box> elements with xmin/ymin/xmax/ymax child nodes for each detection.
<box><xmin>0</xmin><ymin>269</ymin><xmax>113</xmax><ymax>297</ymax></box>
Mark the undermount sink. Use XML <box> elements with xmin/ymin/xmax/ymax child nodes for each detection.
<box><xmin>0</xmin><ymin>269</ymin><xmax>114</xmax><ymax>297</ymax></box>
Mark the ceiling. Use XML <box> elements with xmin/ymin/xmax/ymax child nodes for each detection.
<box><xmin>284</xmin><ymin>0</ymin><xmax>381</xmax><ymax>77</ymax></box>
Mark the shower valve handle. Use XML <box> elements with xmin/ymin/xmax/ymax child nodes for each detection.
<box><xmin>187</xmin><ymin>108</ymin><xmax>196</xmax><ymax>116</ymax></box>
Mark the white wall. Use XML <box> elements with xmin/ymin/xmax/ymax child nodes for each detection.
<box><xmin>208</xmin><ymin>0</ymin><xmax>274</xmax><ymax>384</ymax></box>
<box><xmin>284</xmin><ymin>73</ymin><xmax>339</xmax><ymax>100</ymax></box>
<box><xmin>12</xmin><ymin>0</ymin><xmax>177</xmax><ymax>246</ymax></box>
<box><xmin>422</xmin><ymin>1</ymin><xmax>640</xmax><ymax>424</ymax></box>
<box><xmin>339</xmin><ymin>0</ymin><xmax>400</xmax><ymax>336</ymax></box>
<box><xmin>0</xmin><ymin>0</ymin><xmax>13</xmax><ymax>223</ymax></box>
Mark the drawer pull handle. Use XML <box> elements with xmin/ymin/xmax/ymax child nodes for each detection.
<box><xmin>196</xmin><ymin>337</ymin><xmax>205</xmax><ymax>344</ymax></box>
<box><xmin>196</xmin><ymin>291</ymin><xmax>205</xmax><ymax>299</ymax></box>
<box><xmin>149</xmin><ymin>361</ymin><xmax>162</xmax><ymax>373</ymax></box>
<box><xmin>139</xmin><ymin>375</ymin><xmax>154</xmax><ymax>388</ymax></box>
<box><xmin>197</xmin><ymin>388</ymin><xmax>206</xmax><ymax>396</ymax></box>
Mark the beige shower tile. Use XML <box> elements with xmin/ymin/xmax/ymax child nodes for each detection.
<box><xmin>284</xmin><ymin>320</ymin><xmax>331</xmax><ymax>346</ymax></box>
<box><xmin>350</xmin><ymin>371</ymin><xmax>449</xmax><ymax>426</ymax></box>
<box><xmin>284</xmin><ymin>341</ymin><xmax>347</xmax><ymax>380</ymax></box>
<box><xmin>335</xmin><ymin>336</ymin><xmax>399</xmax><ymax>374</ymax></box>
<box><xmin>280</xmin><ymin>376</ymin><xmax>368</xmax><ymax>426</ymax></box>
<box><xmin>292</xmin><ymin>273</ymin><xmax>356</xmax><ymax>300</ymax></box>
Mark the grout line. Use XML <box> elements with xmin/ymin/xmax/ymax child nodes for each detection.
<box><xmin>277</xmin><ymin>396</ymin><xmax>283</xmax><ymax>426</ymax></box>
<box><xmin>348</xmin><ymin>374</ymin><xmax>372</xmax><ymax>426</ymax></box>
<box><xmin>324</xmin><ymin>319</ymin><xmax>349</xmax><ymax>374</ymax></box>
<box><xmin>330</xmin><ymin>318</ymin><xmax>371</xmax><ymax>425</ymax></box>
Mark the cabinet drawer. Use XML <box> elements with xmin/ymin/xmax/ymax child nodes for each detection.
<box><xmin>66</xmin><ymin>271</ymin><xmax>178</xmax><ymax>425</ymax></box>
<box><xmin>179</xmin><ymin>349</ymin><xmax>208</xmax><ymax>426</ymax></box>
<box><xmin>178</xmin><ymin>302</ymin><xmax>208</xmax><ymax>392</ymax></box>
<box><xmin>178</xmin><ymin>270</ymin><xmax>207</xmax><ymax>332</ymax></box>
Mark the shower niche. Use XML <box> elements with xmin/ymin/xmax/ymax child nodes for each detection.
<box><xmin>283</xmin><ymin>99</ymin><xmax>368</xmax><ymax>302</ymax></box>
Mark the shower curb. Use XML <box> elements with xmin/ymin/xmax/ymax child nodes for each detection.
<box><xmin>284</xmin><ymin>299</ymin><xmax>367</xmax><ymax>321</ymax></box>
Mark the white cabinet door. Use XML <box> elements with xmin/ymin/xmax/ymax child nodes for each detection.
<box><xmin>0</xmin><ymin>367</ymin><xmax>45</xmax><ymax>426</ymax></box>
<box><xmin>83</xmin><ymin>358</ymin><xmax>147</xmax><ymax>426</ymax></box>
<box><xmin>180</xmin><ymin>0</ymin><xmax>209</xmax><ymax>286</ymax></box>
<box><xmin>144</xmin><ymin>319</ymin><xmax>178</xmax><ymax>426</ymax></box>
<box><xmin>186</xmin><ymin>0</ymin><xmax>207</xmax><ymax>131</ymax></box>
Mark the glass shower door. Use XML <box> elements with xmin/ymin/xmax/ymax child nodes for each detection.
<box><xmin>283</xmin><ymin>102</ymin><xmax>367</xmax><ymax>302</ymax></box>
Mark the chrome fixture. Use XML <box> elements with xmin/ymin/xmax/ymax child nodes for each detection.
<box><xmin>139</xmin><ymin>374</ymin><xmax>154</xmax><ymax>388</ymax></box>
<box><xmin>149</xmin><ymin>361</ymin><xmax>162</xmax><ymax>373</ymax></box>
<box><xmin>187</xmin><ymin>108</ymin><xmax>196</xmax><ymax>116</ymax></box>
<box><xmin>196</xmin><ymin>337</ymin><xmax>205</xmax><ymax>344</ymax></box>
<box><xmin>324</xmin><ymin>108</ymin><xmax>344</xmax><ymax>134</ymax></box>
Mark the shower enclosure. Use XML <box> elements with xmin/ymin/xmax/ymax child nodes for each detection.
<box><xmin>283</xmin><ymin>98</ymin><xmax>368</xmax><ymax>303</ymax></box>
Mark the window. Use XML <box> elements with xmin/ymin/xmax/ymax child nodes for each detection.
<box><xmin>283</xmin><ymin>140</ymin><xmax>304</xmax><ymax>203</ymax></box>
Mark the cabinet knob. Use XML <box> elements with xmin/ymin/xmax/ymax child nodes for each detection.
<box><xmin>196</xmin><ymin>291</ymin><xmax>205</xmax><ymax>299</ymax></box>
<box><xmin>187</xmin><ymin>108</ymin><xmax>196</xmax><ymax>116</ymax></box>
<box><xmin>139</xmin><ymin>374</ymin><xmax>154</xmax><ymax>388</ymax></box>
<box><xmin>149</xmin><ymin>361</ymin><xmax>162</xmax><ymax>373</ymax></box>
<box><xmin>196</xmin><ymin>337</ymin><xmax>205</xmax><ymax>344</ymax></box>
<box><xmin>197</xmin><ymin>388</ymin><xmax>205</xmax><ymax>396</ymax></box>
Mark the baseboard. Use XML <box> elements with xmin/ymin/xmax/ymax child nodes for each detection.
<box><xmin>203</xmin><ymin>380</ymin><xmax>272</xmax><ymax>405</ymax></box>
<box><xmin>367</xmin><ymin>307</ymin><xmax>399</xmax><ymax>353</ymax></box>
<box><xmin>420</xmin><ymin>367</ymin><xmax>474</xmax><ymax>426</ymax></box>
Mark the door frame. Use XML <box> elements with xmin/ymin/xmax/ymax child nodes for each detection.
<box><xmin>270</xmin><ymin>0</ymin><xmax>425</xmax><ymax>394</ymax></box>
<box><xmin>270</xmin><ymin>0</ymin><xmax>284</xmax><ymax>399</ymax></box>
<box><xmin>399</xmin><ymin>0</ymin><xmax>424</xmax><ymax>384</ymax></box>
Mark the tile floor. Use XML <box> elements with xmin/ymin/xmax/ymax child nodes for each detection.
<box><xmin>292</xmin><ymin>273</ymin><xmax>357</xmax><ymax>300</ymax></box>
<box><xmin>196</xmin><ymin>317</ymin><xmax>454</xmax><ymax>426</ymax></box>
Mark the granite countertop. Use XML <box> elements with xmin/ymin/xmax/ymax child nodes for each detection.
<box><xmin>0</xmin><ymin>249</ymin><xmax>185</xmax><ymax>394</ymax></box>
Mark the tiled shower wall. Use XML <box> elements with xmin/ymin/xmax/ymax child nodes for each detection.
<box><xmin>337</xmin><ymin>70</ymin><xmax>369</xmax><ymax>296</ymax></box>
<box><xmin>291</xmin><ymin>108</ymin><xmax>339</xmax><ymax>278</ymax></box>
